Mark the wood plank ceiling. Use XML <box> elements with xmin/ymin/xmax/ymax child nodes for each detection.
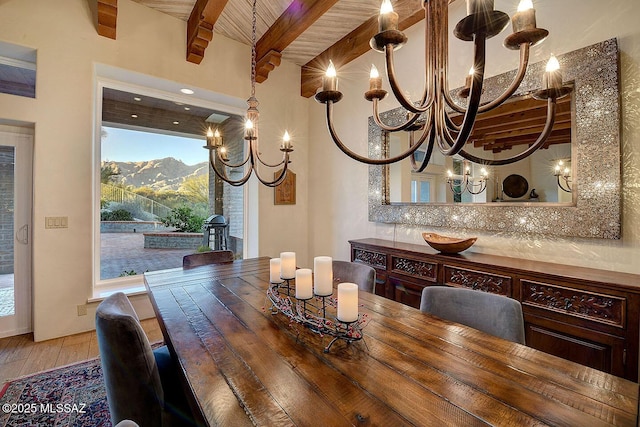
<box><xmin>97</xmin><ymin>0</ymin><xmax>427</xmax><ymax>97</ymax></box>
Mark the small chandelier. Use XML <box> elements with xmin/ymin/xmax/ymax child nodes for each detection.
<box><xmin>315</xmin><ymin>0</ymin><xmax>572</xmax><ymax>169</ymax></box>
<box><xmin>554</xmin><ymin>160</ymin><xmax>572</xmax><ymax>193</ymax></box>
<box><xmin>447</xmin><ymin>160</ymin><xmax>488</xmax><ymax>195</ymax></box>
<box><xmin>203</xmin><ymin>0</ymin><xmax>293</xmax><ymax>187</ymax></box>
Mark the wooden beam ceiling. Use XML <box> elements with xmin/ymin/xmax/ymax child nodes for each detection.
<box><xmin>97</xmin><ymin>0</ymin><xmax>118</xmax><ymax>40</ymax></box>
<box><xmin>300</xmin><ymin>0</ymin><xmax>424</xmax><ymax>98</ymax></box>
<box><xmin>255</xmin><ymin>0</ymin><xmax>339</xmax><ymax>83</ymax></box>
<box><xmin>186</xmin><ymin>0</ymin><xmax>230</xmax><ymax>64</ymax></box>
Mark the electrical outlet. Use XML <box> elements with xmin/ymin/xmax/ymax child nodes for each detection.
<box><xmin>77</xmin><ymin>304</ymin><xmax>87</xmax><ymax>316</ymax></box>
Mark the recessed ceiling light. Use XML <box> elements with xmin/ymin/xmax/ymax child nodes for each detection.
<box><xmin>133</xmin><ymin>97</ymin><xmax>142</xmax><ymax>102</ymax></box>
<box><xmin>131</xmin><ymin>114</ymin><xmax>138</xmax><ymax>118</ymax></box>
<box><xmin>180</xmin><ymin>88</ymin><xmax>194</xmax><ymax>95</ymax></box>
<box><xmin>184</xmin><ymin>107</ymin><xmax>190</xmax><ymax>111</ymax></box>
<box><xmin>173</xmin><ymin>121</ymin><xmax>180</xmax><ymax>125</ymax></box>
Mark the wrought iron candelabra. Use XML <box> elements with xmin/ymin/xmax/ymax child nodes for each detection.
<box><xmin>447</xmin><ymin>159</ymin><xmax>488</xmax><ymax>195</ymax></box>
<box><xmin>267</xmin><ymin>279</ymin><xmax>369</xmax><ymax>353</ymax></box>
<box><xmin>554</xmin><ymin>160</ymin><xmax>572</xmax><ymax>193</ymax></box>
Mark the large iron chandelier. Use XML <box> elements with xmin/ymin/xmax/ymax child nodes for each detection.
<box><xmin>315</xmin><ymin>0</ymin><xmax>572</xmax><ymax>169</ymax></box>
<box><xmin>203</xmin><ymin>0</ymin><xmax>293</xmax><ymax>187</ymax></box>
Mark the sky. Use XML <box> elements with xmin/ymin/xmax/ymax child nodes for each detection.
<box><xmin>101</xmin><ymin>126</ymin><xmax>208</xmax><ymax>166</ymax></box>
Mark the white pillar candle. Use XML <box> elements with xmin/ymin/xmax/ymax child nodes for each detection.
<box><xmin>295</xmin><ymin>268</ymin><xmax>313</xmax><ymax>300</ymax></box>
<box><xmin>270</xmin><ymin>258</ymin><xmax>283</xmax><ymax>284</ymax></box>
<box><xmin>280</xmin><ymin>252</ymin><xmax>296</xmax><ymax>280</ymax></box>
<box><xmin>313</xmin><ymin>256</ymin><xmax>333</xmax><ymax>296</ymax></box>
<box><xmin>337</xmin><ymin>283</ymin><xmax>359</xmax><ymax>323</ymax></box>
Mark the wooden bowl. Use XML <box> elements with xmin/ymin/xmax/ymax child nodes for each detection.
<box><xmin>422</xmin><ymin>233</ymin><xmax>477</xmax><ymax>254</ymax></box>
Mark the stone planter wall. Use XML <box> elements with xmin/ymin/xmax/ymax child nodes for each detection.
<box><xmin>143</xmin><ymin>232</ymin><xmax>203</xmax><ymax>249</ymax></box>
<box><xmin>101</xmin><ymin>221</ymin><xmax>173</xmax><ymax>233</ymax></box>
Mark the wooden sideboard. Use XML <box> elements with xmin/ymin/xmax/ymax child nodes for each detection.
<box><xmin>350</xmin><ymin>238</ymin><xmax>640</xmax><ymax>382</ymax></box>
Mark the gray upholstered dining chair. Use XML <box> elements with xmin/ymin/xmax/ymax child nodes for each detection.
<box><xmin>182</xmin><ymin>249</ymin><xmax>234</xmax><ymax>268</ymax></box>
<box><xmin>332</xmin><ymin>260</ymin><xmax>376</xmax><ymax>293</ymax></box>
<box><xmin>96</xmin><ymin>292</ymin><xmax>197</xmax><ymax>427</ymax></box>
<box><xmin>420</xmin><ymin>286</ymin><xmax>526</xmax><ymax>344</ymax></box>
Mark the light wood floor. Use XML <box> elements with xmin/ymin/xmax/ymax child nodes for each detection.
<box><xmin>0</xmin><ymin>317</ymin><xmax>163</xmax><ymax>386</ymax></box>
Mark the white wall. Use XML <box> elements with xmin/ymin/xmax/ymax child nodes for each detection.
<box><xmin>0</xmin><ymin>0</ymin><xmax>309</xmax><ymax>340</ymax></box>
<box><xmin>307</xmin><ymin>0</ymin><xmax>640</xmax><ymax>273</ymax></box>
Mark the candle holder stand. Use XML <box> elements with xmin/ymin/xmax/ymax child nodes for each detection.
<box><xmin>267</xmin><ymin>282</ymin><xmax>368</xmax><ymax>353</ymax></box>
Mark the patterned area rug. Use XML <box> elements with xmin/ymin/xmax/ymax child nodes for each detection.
<box><xmin>0</xmin><ymin>358</ymin><xmax>111</xmax><ymax>427</ymax></box>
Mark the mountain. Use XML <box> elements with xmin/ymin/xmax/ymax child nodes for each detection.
<box><xmin>102</xmin><ymin>157</ymin><xmax>208</xmax><ymax>191</ymax></box>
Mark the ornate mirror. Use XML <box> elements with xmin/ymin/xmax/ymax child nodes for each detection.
<box><xmin>368</xmin><ymin>39</ymin><xmax>621</xmax><ymax>239</ymax></box>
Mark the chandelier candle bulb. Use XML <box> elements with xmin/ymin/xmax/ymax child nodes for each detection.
<box><xmin>369</xmin><ymin>65</ymin><xmax>382</xmax><ymax>91</ymax></box>
<box><xmin>379</xmin><ymin>0</ymin><xmax>398</xmax><ymax>32</ymax></box>
<box><xmin>543</xmin><ymin>55</ymin><xmax>562</xmax><ymax>90</ymax></box>
<box><xmin>213</xmin><ymin>128</ymin><xmax>223</xmax><ymax>148</ymax></box>
<box><xmin>270</xmin><ymin>258</ymin><xmax>283</xmax><ymax>284</ymax></box>
<box><xmin>313</xmin><ymin>256</ymin><xmax>333</xmax><ymax>296</ymax></box>
<box><xmin>466</xmin><ymin>0</ymin><xmax>494</xmax><ymax>15</ymax></box>
<box><xmin>219</xmin><ymin>146</ymin><xmax>229</xmax><ymax>161</ymax></box>
<box><xmin>280</xmin><ymin>252</ymin><xmax>296</xmax><ymax>280</ymax></box>
<box><xmin>323</xmin><ymin>61</ymin><xmax>338</xmax><ymax>92</ymax></box>
<box><xmin>337</xmin><ymin>283</ymin><xmax>359</xmax><ymax>323</ymax></box>
<box><xmin>206</xmin><ymin>127</ymin><xmax>214</xmax><ymax>148</ymax></box>
<box><xmin>281</xmin><ymin>131</ymin><xmax>292</xmax><ymax>150</ymax></box>
<box><xmin>295</xmin><ymin>269</ymin><xmax>313</xmax><ymax>300</ymax></box>
<box><xmin>512</xmin><ymin>0</ymin><xmax>536</xmax><ymax>33</ymax></box>
<box><xmin>245</xmin><ymin>119</ymin><xmax>255</xmax><ymax>139</ymax></box>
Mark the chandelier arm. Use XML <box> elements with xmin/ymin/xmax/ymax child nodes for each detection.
<box><xmin>252</xmin><ymin>138</ymin><xmax>288</xmax><ymax>168</ymax></box>
<box><xmin>478</xmin><ymin>43</ymin><xmax>530</xmax><ymax>113</ymax></box>
<box><xmin>214</xmin><ymin>146</ymin><xmax>252</xmax><ymax>169</ymax></box>
<box><xmin>466</xmin><ymin>179</ymin><xmax>488</xmax><ymax>195</ymax></box>
<box><xmin>409</xmin><ymin>112</ymin><xmax>437</xmax><ymax>173</ymax></box>
<box><xmin>208</xmin><ymin>149</ymin><xmax>254</xmax><ymax>187</ymax></box>
<box><xmin>457</xmin><ymin>97</ymin><xmax>558</xmax><ymax>166</ymax></box>
<box><xmin>372</xmin><ymin>99</ymin><xmax>423</xmax><ymax>132</ymax></box>
<box><xmin>252</xmin><ymin>158</ymin><xmax>289</xmax><ymax>188</ymax></box>
<box><xmin>325</xmin><ymin>102</ymin><xmax>424</xmax><ymax>165</ymax></box>
<box><xmin>557</xmin><ymin>176</ymin><xmax>572</xmax><ymax>192</ymax></box>
<box><xmin>385</xmin><ymin>46</ymin><xmax>432</xmax><ymax>114</ymax></box>
<box><xmin>436</xmin><ymin>34</ymin><xmax>487</xmax><ymax>156</ymax></box>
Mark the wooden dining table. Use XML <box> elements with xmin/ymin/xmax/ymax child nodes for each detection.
<box><xmin>143</xmin><ymin>257</ymin><xmax>639</xmax><ymax>426</ymax></box>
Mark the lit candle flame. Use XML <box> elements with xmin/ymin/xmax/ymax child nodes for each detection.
<box><xmin>370</xmin><ymin>64</ymin><xmax>380</xmax><ymax>79</ymax></box>
<box><xmin>546</xmin><ymin>54</ymin><xmax>560</xmax><ymax>72</ymax></box>
<box><xmin>469</xmin><ymin>67</ymin><xmax>475</xmax><ymax>76</ymax></box>
<box><xmin>517</xmin><ymin>0</ymin><xmax>533</xmax><ymax>12</ymax></box>
<box><xmin>283</xmin><ymin>131</ymin><xmax>290</xmax><ymax>142</ymax></box>
<box><xmin>326</xmin><ymin>60</ymin><xmax>337</xmax><ymax>78</ymax></box>
<box><xmin>447</xmin><ymin>170</ymin><xmax>453</xmax><ymax>178</ymax></box>
<box><xmin>206</xmin><ymin>127</ymin><xmax>214</xmax><ymax>138</ymax></box>
<box><xmin>380</xmin><ymin>0</ymin><xmax>394</xmax><ymax>14</ymax></box>
<box><xmin>480</xmin><ymin>167</ymin><xmax>488</xmax><ymax>176</ymax></box>
<box><xmin>245</xmin><ymin>119</ymin><xmax>254</xmax><ymax>130</ymax></box>
<box><xmin>214</xmin><ymin>129</ymin><xmax>221</xmax><ymax>138</ymax></box>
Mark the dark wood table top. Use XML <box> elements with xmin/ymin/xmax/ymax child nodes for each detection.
<box><xmin>144</xmin><ymin>257</ymin><xmax>639</xmax><ymax>427</ymax></box>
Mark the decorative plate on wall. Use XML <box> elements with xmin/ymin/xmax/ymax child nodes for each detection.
<box><xmin>502</xmin><ymin>174</ymin><xmax>528</xmax><ymax>198</ymax></box>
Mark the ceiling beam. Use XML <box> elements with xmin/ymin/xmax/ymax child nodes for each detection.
<box><xmin>187</xmin><ymin>0</ymin><xmax>230</xmax><ymax>64</ymax></box>
<box><xmin>97</xmin><ymin>0</ymin><xmax>117</xmax><ymax>40</ymax></box>
<box><xmin>255</xmin><ymin>0</ymin><xmax>340</xmax><ymax>83</ymax></box>
<box><xmin>300</xmin><ymin>0</ymin><xmax>425</xmax><ymax>98</ymax></box>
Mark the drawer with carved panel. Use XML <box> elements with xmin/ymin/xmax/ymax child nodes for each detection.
<box><xmin>390</xmin><ymin>256</ymin><xmax>438</xmax><ymax>282</ymax></box>
<box><xmin>352</xmin><ymin>248</ymin><xmax>387</xmax><ymax>270</ymax></box>
<box><xmin>521</xmin><ymin>279</ymin><xmax>626</xmax><ymax>329</ymax></box>
<box><xmin>443</xmin><ymin>265</ymin><xmax>512</xmax><ymax>296</ymax></box>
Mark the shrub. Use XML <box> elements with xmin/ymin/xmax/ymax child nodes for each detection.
<box><xmin>196</xmin><ymin>245</ymin><xmax>213</xmax><ymax>253</ymax></box>
<box><xmin>101</xmin><ymin>209</ymin><xmax>134</xmax><ymax>221</ymax></box>
<box><xmin>161</xmin><ymin>206</ymin><xmax>205</xmax><ymax>233</ymax></box>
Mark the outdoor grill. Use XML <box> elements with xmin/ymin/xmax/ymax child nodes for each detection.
<box><xmin>202</xmin><ymin>214</ymin><xmax>228</xmax><ymax>251</ymax></box>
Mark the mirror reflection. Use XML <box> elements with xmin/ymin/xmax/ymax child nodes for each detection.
<box><xmin>386</xmin><ymin>92</ymin><xmax>573</xmax><ymax>204</ymax></box>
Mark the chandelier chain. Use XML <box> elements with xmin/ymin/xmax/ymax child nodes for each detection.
<box><xmin>250</xmin><ymin>0</ymin><xmax>257</xmax><ymax>98</ymax></box>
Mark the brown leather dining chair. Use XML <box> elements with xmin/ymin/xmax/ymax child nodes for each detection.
<box><xmin>182</xmin><ymin>250</ymin><xmax>234</xmax><ymax>268</ymax></box>
<box><xmin>420</xmin><ymin>286</ymin><xmax>526</xmax><ymax>345</ymax></box>
<box><xmin>332</xmin><ymin>260</ymin><xmax>376</xmax><ymax>293</ymax></box>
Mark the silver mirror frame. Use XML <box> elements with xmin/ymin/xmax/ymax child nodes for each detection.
<box><xmin>368</xmin><ymin>38</ymin><xmax>621</xmax><ymax>239</ymax></box>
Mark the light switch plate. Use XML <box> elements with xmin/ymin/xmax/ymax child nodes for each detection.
<box><xmin>45</xmin><ymin>216</ymin><xmax>68</xmax><ymax>229</ymax></box>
